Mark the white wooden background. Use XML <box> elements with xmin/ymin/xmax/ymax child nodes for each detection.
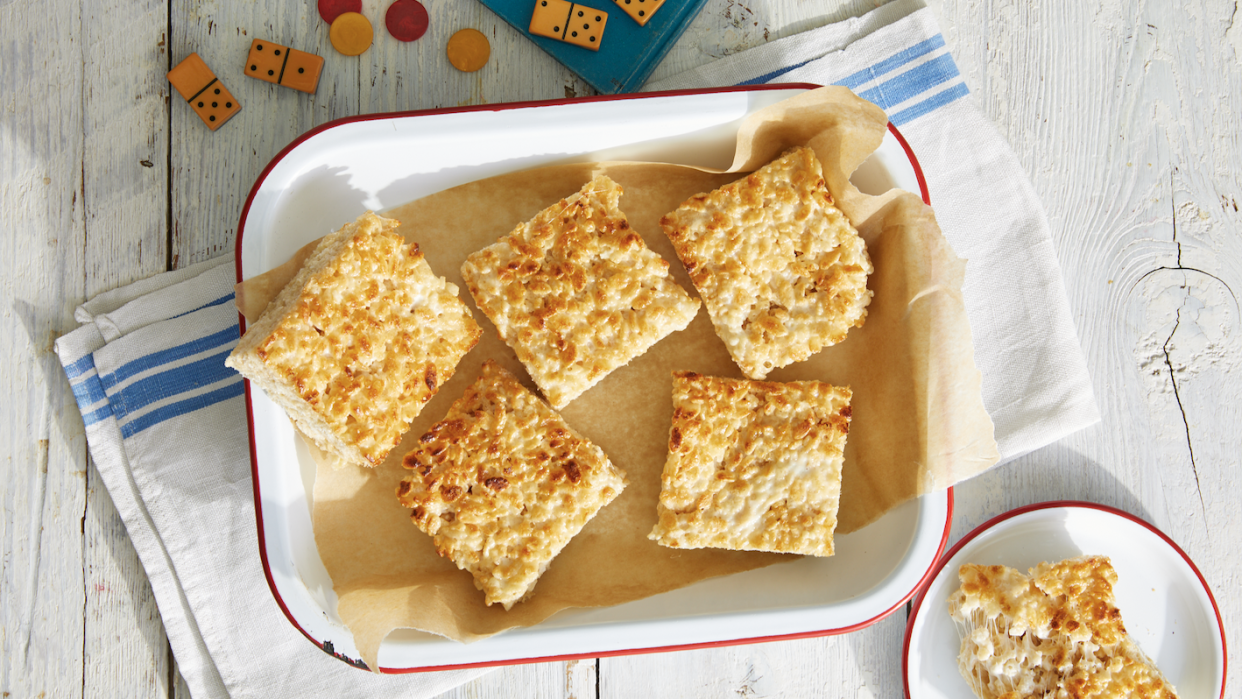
<box><xmin>2</xmin><ymin>0</ymin><xmax>1239</xmax><ymax>696</ymax></box>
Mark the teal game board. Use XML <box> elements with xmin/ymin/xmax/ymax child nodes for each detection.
<box><xmin>478</xmin><ymin>0</ymin><xmax>711</xmax><ymax>93</ymax></box>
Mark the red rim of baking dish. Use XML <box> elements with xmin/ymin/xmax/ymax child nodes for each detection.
<box><xmin>901</xmin><ymin>500</ymin><xmax>1229</xmax><ymax>699</ymax></box>
<box><xmin>234</xmin><ymin>83</ymin><xmax>938</xmax><ymax>672</ymax></box>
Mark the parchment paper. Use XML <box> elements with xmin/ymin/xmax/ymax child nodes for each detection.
<box><xmin>237</xmin><ymin>87</ymin><xmax>999</xmax><ymax>670</ymax></box>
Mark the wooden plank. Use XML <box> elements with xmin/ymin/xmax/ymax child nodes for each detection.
<box><xmin>0</xmin><ymin>0</ymin><xmax>88</xmax><ymax>696</ymax></box>
<box><xmin>82</xmin><ymin>0</ymin><xmax>171</xmax><ymax>293</ymax></box>
<box><xmin>78</xmin><ymin>0</ymin><xmax>175</xmax><ymax>695</ymax></box>
<box><xmin>438</xmin><ymin>659</ymin><xmax>596</xmax><ymax>699</ymax></box>
<box><xmin>599</xmin><ymin>618</ymin><xmax>907</xmax><ymax>698</ymax></box>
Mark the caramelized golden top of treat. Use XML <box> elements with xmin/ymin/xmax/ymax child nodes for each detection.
<box><xmin>462</xmin><ymin>176</ymin><xmax>699</xmax><ymax>409</ymax></box>
<box><xmin>397</xmin><ymin>361</ymin><xmax>626</xmax><ymax>609</ymax></box>
<box><xmin>253</xmin><ymin>213</ymin><xmax>480</xmax><ymax>466</ymax></box>
<box><xmin>649</xmin><ymin>371</ymin><xmax>852</xmax><ymax>557</ymax></box>
<box><xmin>661</xmin><ymin>147</ymin><xmax>872</xmax><ymax>379</ymax></box>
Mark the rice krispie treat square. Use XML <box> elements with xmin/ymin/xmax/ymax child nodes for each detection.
<box><xmin>397</xmin><ymin>360</ymin><xmax>627</xmax><ymax>609</ymax></box>
<box><xmin>227</xmin><ymin>212</ymin><xmax>482</xmax><ymax>468</ymax></box>
<box><xmin>461</xmin><ymin>176</ymin><xmax>700</xmax><ymax>409</ymax></box>
<box><xmin>649</xmin><ymin>371</ymin><xmax>852</xmax><ymax>557</ymax></box>
<box><xmin>660</xmin><ymin>146</ymin><xmax>873</xmax><ymax>379</ymax></box>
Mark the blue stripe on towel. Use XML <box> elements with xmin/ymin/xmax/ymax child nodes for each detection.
<box><xmin>171</xmin><ymin>292</ymin><xmax>236</xmax><ymax>320</ymax></box>
<box><xmin>99</xmin><ymin>325</ymin><xmax>239</xmax><ymax>390</ymax></box>
<box><xmin>858</xmin><ymin>53</ymin><xmax>960</xmax><ymax>111</ymax></box>
<box><xmin>72</xmin><ymin>374</ymin><xmax>108</xmax><ymax>407</ymax></box>
<box><xmin>81</xmin><ymin>402</ymin><xmax>115</xmax><ymax>427</ymax></box>
<box><xmin>120</xmin><ymin>379</ymin><xmax>244</xmax><ymax>438</ymax></box>
<box><xmin>63</xmin><ymin>354</ymin><xmax>97</xmax><ymax>380</ymax></box>
<box><xmin>734</xmin><ymin>32</ymin><xmax>968</xmax><ymax>125</ymax></box>
<box><xmin>836</xmin><ymin>34</ymin><xmax>947</xmax><ymax>90</ymax></box>
<box><xmin>737</xmin><ymin>57</ymin><xmax>818</xmax><ymax>86</ymax></box>
<box><xmin>890</xmin><ymin>82</ymin><xmax>970</xmax><ymax>126</ymax></box>
<box><xmin>109</xmin><ymin>349</ymin><xmax>237</xmax><ymax>421</ymax></box>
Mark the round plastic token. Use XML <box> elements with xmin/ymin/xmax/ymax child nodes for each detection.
<box><xmin>329</xmin><ymin>12</ymin><xmax>373</xmax><ymax>56</ymax></box>
<box><xmin>385</xmin><ymin>0</ymin><xmax>429</xmax><ymax>42</ymax></box>
<box><xmin>317</xmin><ymin>0</ymin><xmax>361</xmax><ymax>24</ymax></box>
<box><xmin>446</xmin><ymin>28</ymin><xmax>490</xmax><ymax>72</ymax></box>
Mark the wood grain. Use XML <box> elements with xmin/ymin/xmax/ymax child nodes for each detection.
<box><xmin>3</xmin><ymin>0</ymin><xmax>1239</xmax><ymax>697</ymax></box>
<box><xmin>1</xmin><ymin>0</ymin><xmax>88</xmax><ymax>695</ymax></box>
<box><xmin>80</xmin><ymin>0</ymin><xmax>176</xmax><ymax>695</ymax></box>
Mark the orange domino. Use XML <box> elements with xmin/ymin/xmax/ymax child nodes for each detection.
<box><xmin>530</xmin><ymin>0</ymin><xmax>607</xmax><ymax>51</ymax></box>
<box><xmin>243</xmin><ymin>39</ymin><xmax>324</xmax><ymax>94</ymax></box>
<box><xmin>167</xmin><ymin>54</ymin><xmax>240</xmax><ymax>131</ymax></box>
<box><xmin>613</xmin><ymin>0</ymin><xmax>663</xmax><ymax>26</ymax></box>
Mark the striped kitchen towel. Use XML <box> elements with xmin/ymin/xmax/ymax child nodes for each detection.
<box><xmin>647</xmin><ymin>0</ymin><xmax>1100</xmax><ymax>463</ymax></box>
<box><xmin>55</xmin><ymin>257</ymin><xmax>487</xmax><ymax>699</ymax></box>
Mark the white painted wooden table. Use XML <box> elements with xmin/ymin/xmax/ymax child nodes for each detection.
<box><xmin>3</xmin><ymin>0</ymin><xmax>1239</xmax><ymax>696</ymax></box>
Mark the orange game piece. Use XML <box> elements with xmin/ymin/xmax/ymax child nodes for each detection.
<box><xmin>560</xmin><ymin>5</ymin><xmax>607</xmax><ymax>50</ymax></box>
<box><xmin>330</xmin><ymin>12</ymin><xmax>374</xmax><ymax>56</ymax></box>
<box><xmin>446</xmin><ymin>28</ymin><xmax>490</xmax><ymax>72</ymax></box>
<box><xmin>613</xmin><ymin>0</ymin><xmax>663</xmax><ymax>26</ymax></box>
<box><xmin>529</xmin><ymin>0</ymin><xmax>607</xmax><ymax>51</ymax></box>
<box><xmin>167</xmin><ymin>53</ymin><xmax>240</xmax><ymax>131</ymax></box>
<box><xmin>244</xmin><ymin>39</ymin><xmax>324</xmax><ymax>94</ymax></box>
<box><xmin>280</xmin><ymin>48</ymin><xmax>325</xmax><ymax>93</ymax></box>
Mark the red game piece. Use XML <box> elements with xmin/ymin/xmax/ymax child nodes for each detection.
<box><xmin>386</xmin><ymin>0</ymin><xmax>429</xmax><ymax>42</ymax></box>
<box><xmin>318</xmin><ymin>0</ymin><xmax>362</xmax><ymax>24</ymax></box>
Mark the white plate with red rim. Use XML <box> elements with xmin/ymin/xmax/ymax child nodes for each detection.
<box><xmin>903</xmin><ymin>501</ymin><xmax>1228</xmax><ymax>699</ymax></box>
<box><xmin>235</xmin><ymin>84</ymin><xmax>947</xmax><ymax>672</ymax></box>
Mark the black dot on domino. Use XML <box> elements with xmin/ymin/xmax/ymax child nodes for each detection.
<box><xmin>250</xmin><ymin>64</ymin><xmax>257</xmax><ymax>71</ymax></box>
<box><xmin>209</xmin><ymin>115</ymin><xmax>216</xmax><ymax>121</ymax></box>
<box><xmin>197</xmin><ymin>101</ymin><xmax>204</xmax><ymax>107</ymax></box>
<box><xmin>268</xmin><ymin>69</ymin><xmax>274</xmax><ymax>76</ymax></box>
<box><xmin>274</xmin><ymin>49</ymin><xmax>281</xmax><ymax>56</ymax></box>
<box><xmin>298</xmin><ymin>67</ymin><xmax>305</xmax><ymax>73</ymax></box>
<box><xmin>212</xmin><ymin>101</ymin><xmax>218</xmax><ymax>107</ymax></box>
<box><xmin>214</xmin><ymin>88</ymin><xmax>220</xmax><ymax>94</ymax></box>
<box><xmin>638</xmin><ymin>10</ymin><xmax>645</xmax><ymax>15</ymax></box>
<box><xmin>577</xmin><ymin>9</ymin><xmax>583</xmax><ymax>16</ymax></box>
<box><xmin>226</xmin><ymin>102</ymin><xmax>233</xmax><ymax>108</ymax></box>
<box><xmin>257</xmin><ymin>44</ymin><xmax>264</xmax><ymax>51</ymax></box>
<box><xmin>571</xmin><ymin>30</ymin><xmax>578</xmax><ymax>36</ymax></box>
